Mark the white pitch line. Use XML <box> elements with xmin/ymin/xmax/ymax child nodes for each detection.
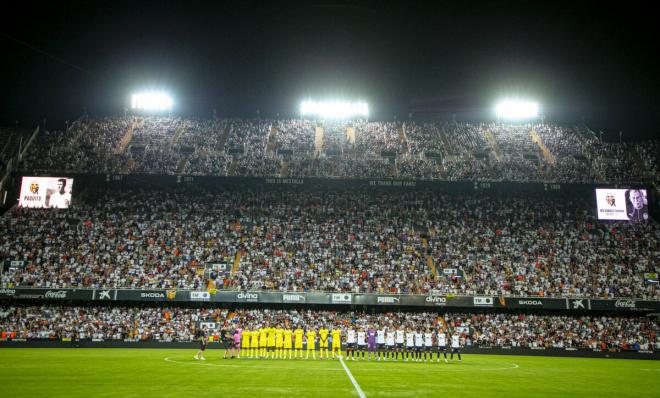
<box><xmin>339</xmin><ymin>356</ymin><xmax>367</xmax><ymax>398</ymax></box>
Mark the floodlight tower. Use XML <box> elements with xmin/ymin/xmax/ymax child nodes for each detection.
<box><xmin>494</xmin><ymin>99</ymin><xmax>540</xmax><ymax>123</ymax></box>
<box><xmin>299</xmin><ymin>99</ymin><xmax>369</xmax><ymax>120</ymax></box>
<box><xmin>130</xmin><ymin>91</ymin><xmax>174</xmax><ymax>117</ymax></box>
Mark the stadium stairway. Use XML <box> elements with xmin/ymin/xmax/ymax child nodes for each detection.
<box><xmin>266</xmin><ymin>126</ymin><xmax>278</xmax><ymax>155</ymax></box>
<box><xmin>217</xmin><ymin>125</ymin><xmax>231</xmax><ymax>152</ymax></box>
<box><xmin>439</xmin><ymin>125</ymin><xmax>453</xmax><ymax>153</ymax></box>
<box><xmin>530</xmin><ymin>130</ymin><xmax>556</xmax><ymax>165</ymax></box>
<box><xmin>398</xmin><ymin>125</ymin><xmax>409</xmax><ymax>154</ymax></box>
<box><xmin>227</xmin><ymin>158</ymin><xmax>239</xmax><ymax>175</ymax></box>
<box><xmin>346</xmin><ymin>127</ymin><xmax>356</xmax><ymax>144</ymax></box>
<box><xmin>169</xmin><ymin>121</ymin><xmax>186</xmax><ymax>148</ymax></box>
<box><xmin>422</xmin><ymin>237</ymin><xmax>438</xmax><ymax>280</ymax></box>
<box><xmin>314</xmin><ymin>126</ymin><xmax>324</xmax><ymax>156</ymax></box>
<box><xmin>483</xmin><ymin>129</ymin><xmax>503</xmax><ymax>161</ymax></box>
<box><xmin>231</xmin><ymin>250</ymin><xmax>242</xmax><ymax>275</ymax></box>
<box><xmin>225</xmin><ymin>312</ymin><xmax>236</xmax><ymax>323</ymax></box>
<box><xmin>121</xmin><ymin>158</ymin><xmax>135</xmax><ymax>174</ymax></box>
<box><xmin>280</xmin><ymin>160</ymin><xmax>289</xmax><ymax>177</ymax></box>
<box><xmin>437</xmin><ymin>315</ymin><xmax>448</xmax><ymax>331</ymax></box>
<box><xmin>114</xmin><ymin>118</ymin><xmax>142</xmax><ymax>155</ymax></box>
<box><xmin>630</xmin><ymin>147</ymin><xmax>651</xmax><ymax>177</ymax></box>
<box><xmin>435</xmin><ymin>160</ymin><xmax>447</xmax><ymax>179</ymax></box>
<box><xmin>176</xmin><ymin>154</ymin><xmax>190</xmax><ymax>174</ymax></box>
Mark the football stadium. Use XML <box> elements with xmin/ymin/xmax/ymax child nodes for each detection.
<box><xmin>1</xmin><ymin>2</ymin><xmax>659</xmax><ymax>397</ymax></box>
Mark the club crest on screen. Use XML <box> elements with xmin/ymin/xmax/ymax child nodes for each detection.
<box><xmin>30</xmin><ymin>182</ymin><xmax>39</xmax><ymax>194</ymax></box>
<box><xmin>605</xmin><ymin>193</ymin><xmax>615</xmax><ymax>206</ymax></box>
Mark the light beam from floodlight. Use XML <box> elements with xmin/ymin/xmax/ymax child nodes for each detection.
<box><xmin>495</xmin><ymin>99</ymin><xmax>539</xmax><ymax>120</ymax></box>
<box><xmin>131</xmin><ymin>91</ymin><xmax>173</xmax><ymax>111</ymax></box>
<box><xmin>300</xmin><ymin>100</ymin><xmax>369</xmax><ymax>118</ymax></box>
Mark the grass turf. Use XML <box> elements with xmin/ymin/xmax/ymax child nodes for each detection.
<box><xmin>0</xmin><ymin>349</ymin><xmax>658</xmax><ymax>397</ymax></box>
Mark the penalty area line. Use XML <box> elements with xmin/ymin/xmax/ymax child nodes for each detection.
<box><xmin>339</xmin><ymin>356</ymin><xmax>367</xmax><ymax>398</ymax></box>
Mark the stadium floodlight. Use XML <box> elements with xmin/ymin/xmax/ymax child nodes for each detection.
<box><xmin>300</xmin><ymin>100</ymin><xmax>369</xmax><ymax>119</ymax></box>
<box><xmin>131</xmin><ymin>91</ymin><xmax>173</xmax><ymax>112</ymax></box>
<box><xmin>495</xmin><ymin>99</ymin><xmax>539</xmax><ymax>120</ymax></box>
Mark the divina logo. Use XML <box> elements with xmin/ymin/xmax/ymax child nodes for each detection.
<box><xmin>44</xmin><ymin>290</ymin><xmax>67</xmax><ymax>299</ymax></box>
<box><xmin>237</xmin><ymin>292</ymin><xmax>258</xmax><ymax>300</ymax></box>
<box><xmin>425</xmin><ymin>296</ymin><xmax>447</xmax><ymax>305</ymax></box>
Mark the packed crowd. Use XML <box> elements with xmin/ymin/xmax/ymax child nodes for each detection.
<box><xmin>16</xmin><ymin>116</ymin><xmax>658</xmax><ymax>183</ymax></box>
<box><xmin>1</xmin><ymin>306</ymin><xmax>657</xmax><ymax>351</ymax></box>
<box><xmin>1</xmin><ymin>188</ymin><xmax>657</xmax><ymax>298</ymax></box>
<box><xmin>636</xmin><ymin>139</ymin><xmax>660</xmax><ymax>183</ymax></box>
<box><xmin>1</xmin><ymin>127</ymin><xmax>32</xmax><ymax>171</ymax></box>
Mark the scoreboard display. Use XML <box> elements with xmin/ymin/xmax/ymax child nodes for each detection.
<box><xmin>18</xmin><ymin>176</ymin><xmax>74</xmax><ymax>209</ymax></box>
<box><xmin>595</xmin><ymin>188</ymin><xmax>648</xmax><ymax>222</ymax></box>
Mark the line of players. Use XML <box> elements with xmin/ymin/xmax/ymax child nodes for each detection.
<box><xmin>196</xmin><ymin>325</ymin><xmax>463</xmax><ymax>363</ymax></box>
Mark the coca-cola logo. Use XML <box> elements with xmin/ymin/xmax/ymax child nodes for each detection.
<box><xmin>45</xmin><ymin>290</ymin><xmax>68</xmax><ymax>299</ymax></box>
<box><xmin>614</xmin><ymin>299</ymin><xmax>636</xmax><ymax>308</ymax></box>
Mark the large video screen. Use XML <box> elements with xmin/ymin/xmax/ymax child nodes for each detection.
<box><xmin>595</xmin><ymin>188</ymin><xmax>648</xmax><ymax>222</ymax></box>
<box><xmin>18</xmin><ymin>177</ymin><xmax>74</xmax><ymax>209</ymax></box>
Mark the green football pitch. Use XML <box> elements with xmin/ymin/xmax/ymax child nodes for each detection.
<box><xmin>0</xmin><ymin>349</ymin><xmax>658</xmax><ymax>397</ymax></box>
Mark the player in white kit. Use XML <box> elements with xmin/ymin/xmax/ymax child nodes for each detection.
<box><xmin>357</xmin><ymin>328</ymin><xmax>367</xmax><ymax>360</ymax></box>
<box><xmin>405</xmin><ymin>330</ymin><xmax>415</xmax><ymax>361</ymax></box>
<box><xmin>423</xmin><ymin>329</ymin><xmax>433</xmax><ymax>362</ymax></box>
<box><xmin>395</xmin><ymin>328</ymin><xmax>405</xmax><ymax>361</ymax></box>
<box><xmin>414</xmin><ymin>330</ymin><xmax>424</xmax><ymax>362</ymax></box>
<box><xmin>450</xmin><ymin>330</ymin><xmax>462</xmax><ymax>362</ymax></box>
<box><xmin>437</xmin><ymin>330</ymin><xmax>448</xmax><ymax>362</ymax></box>
<box><xmin>376</xmin><ymin>328</ymin><xmax>386</xmax><ymax>360</ymax></box>
<box><xmin>346</xmin><ymin>328</ymin><xmax>356</xmax><ymax>360</ymax></box>
<box><xmin>385</xmin><ymin>329</ymin><xmax>396</xmax><ymax>360</ymax></box>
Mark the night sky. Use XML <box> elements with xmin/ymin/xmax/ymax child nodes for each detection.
<box><xmin>1</xmin><ymin>1</ymin><xmax>658</xmax><ymax>141</ymax></box>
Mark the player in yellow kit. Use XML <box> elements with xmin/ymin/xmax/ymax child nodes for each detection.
<box><xmin>305</xmin><ymin>328</ymin><xmax>317</xmax><ymax>360</ymax></box>
<box><xmin>283</xmin><ymin>328</ymin><xmax>293</xmax><ymax>359</ymax></box>
<box><xmin>267</xmin><ymin>326</ymin><xmax>276</xmax><ymax>359</ymax></box>
<box><xmin>250</xmin><ymin>327</ymin><xmax>259</xmax><ymax>358</ymax></box>
<box><xmin>259</xmin><ymin>327</ymin><xmax>268</xmax><ymax>358</ymax></box>
<box><xmin>318</xmin><ymin>327</ymin><xmax>329</xmax><ymax>359</ymax></box>
<box><xmin>275</xmin><ymin>327</ymin><xmax>284</xmax><ymax>359</ymax></box>
<box><xmin>294</xmin><ymin>327</ymin><xmax>304</xmax><ymax>358</ymax></box>
<box><xmin>241</xmin><ymin>328</ymin><xmax>251</xmax><ymax>358</ymax></box>
<box><xmin>331</xmin><ymin>327</ymin><xmax>342</xmax><ymax>359</ymax></box>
